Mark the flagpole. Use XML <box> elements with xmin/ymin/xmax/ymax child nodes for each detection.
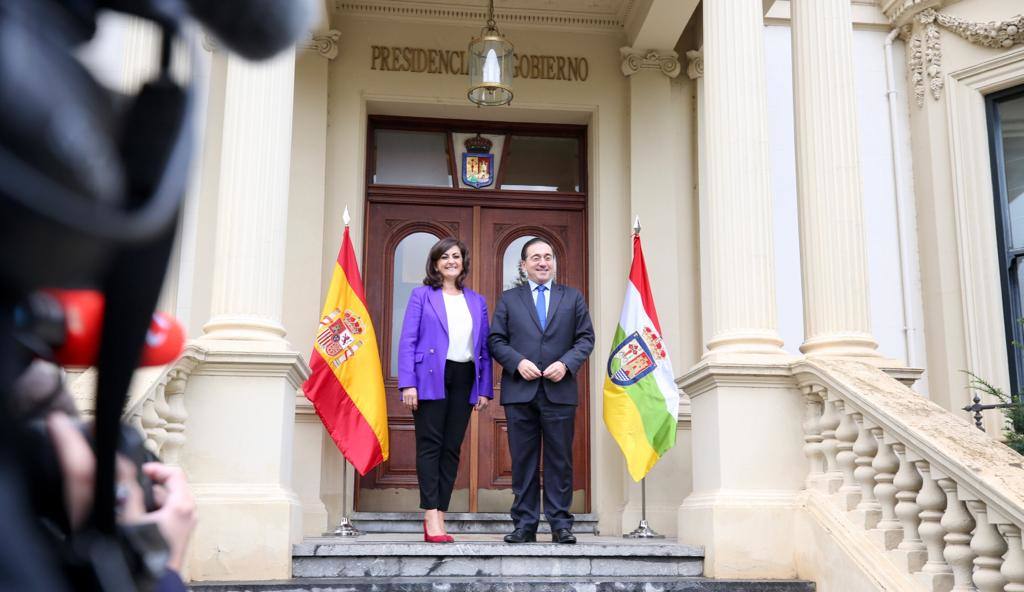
<box><xmin>329</xmin><ymin>458</ymin><xmax>362</xmax><ymax>537</ymax></box>
<box><xmin>327</xmin><ymin>206</ymin><xmax>362</xmax><ymax>537</ymax></box>
<box><xmin>621</xmin><ymin>216</ymin><xmax>664</xmax><ymax>539</ymax></box>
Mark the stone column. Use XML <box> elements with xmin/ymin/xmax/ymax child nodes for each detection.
<box><xmin>790</xmin><ymin>0</ymin><xmax>880</xmax><ymax>358</ymax></box>
<box><xmin>677</xmin><ymin>0</ymin><xmax>804</xmax><ymax>578</ymax></box>
<box><xmin>186</xmin><ymin>49</ymin><xmax>309</xmax><ymax>582</ymax></box>
<box><xmin>700</xmin><ymin>0</ymin><xmax>785</xmax><ymax>358</ymax></box>
<box><xmin>201</xmin><ymin>49</ymin><xmax>297</xmax><ymax>343</ymax></box>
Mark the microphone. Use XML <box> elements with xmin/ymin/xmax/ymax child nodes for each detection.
<box><xmin>47</xmin><ymin>290</ymin><xmax>185</xmax><ymax>368</ymax></box>
<box><xmin>185</xmin><ymin>0</ymin><xmax>319</xmax><ymax>60</ymax></box>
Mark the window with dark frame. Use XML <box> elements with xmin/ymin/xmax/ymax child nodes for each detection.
<box><xmin>368</xmin><ymin>117</ymin><xmax>585</xmax><ymax>194</ymax></box>
<box><xmin>987</xmin><ymin>85</ymin><xmax>1024</xmax><ymax>395</ymax></box>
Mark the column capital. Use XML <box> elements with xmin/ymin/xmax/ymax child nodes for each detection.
<box><xmin>685</xmin><ymin>49</ymin><xmax>703</xmax><ymax>80</ymax></box>
<box><xmin>619</xmin><ymin>47</ymin><xmax>681</xmax><ymax>79</ymax></box>
<box><xmin>204</xmin><ymin>30</ymin><xmax>343</xmax><ymax>61</ymax></box>
<box><xmin>300</xmin><ymin>29</ymin><xmax>342</xmax><ymax>60</ymax></box>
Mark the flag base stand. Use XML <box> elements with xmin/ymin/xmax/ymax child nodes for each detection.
<box><xmin>327</xmin><ymin>516</ymin><xmax>362</xmax><ymax>537</ymax></box>
<box><xmin>622</xmin><ymin>477</ymin><xmax>664</xmax><ymax>539</ymax></box>
<box><xmin>624</xmin><ymin>518</ymin><xmax>664</xmax><ymax>539</ymax></box>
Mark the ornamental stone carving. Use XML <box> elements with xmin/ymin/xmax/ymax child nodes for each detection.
<box><xmin>685</xmin><ymin>49</ymin><xmax>703</xmax><ymax>80</ymax></box>
<box><xmin>909</xmin><ymin>9</ymin><xmax>1024</xmax><ymax>107</ymax></box>
<box><xmin>619</xmin><ymin>47</ymin><xmax>681</xmax><ymax>79</ymax></box>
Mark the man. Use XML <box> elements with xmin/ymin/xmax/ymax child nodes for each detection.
<box><xmin>489</xmin><ymin>237</ymin><xmax>594</xmax><ymax>544</ymax></box>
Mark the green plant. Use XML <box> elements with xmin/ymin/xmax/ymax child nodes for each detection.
<box><xmin>962</xmin><ymin>370</ymin><xmax>1024</xmax><ymax>455</ymax></box>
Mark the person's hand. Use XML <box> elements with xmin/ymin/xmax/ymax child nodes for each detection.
<box><xmin>475</xmin><ymin>397</ymin><xmax>490</xmax><ymax>411</ymax></box>
<box><xmin>402</xmin><ymin>387</ymin><xmax>418</xmax><ymax>411</ymax></box>
<box><xmin>542</xmin><ymin>361</ymin><xmax>568</xmax><ymax>383</ymax></box>
<box><xmin>517</xmin><ymin>359</ymin><xmax>542</xmax><ymax>380</ymax></box>
<box><xmin>46</xmin><ymin>412</ymin><xmax>95</xmax><ymax>531</ymax></box>
<box><xmin>141</xmin><ymin>462</ymin><xmax>197</xmax><ymax>572</ymax></box>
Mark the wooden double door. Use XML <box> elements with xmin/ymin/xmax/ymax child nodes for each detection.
<box><xmin>357</xmin><ymin>197</ymin><xmax>589</xmax><ymax>513</ymax></box>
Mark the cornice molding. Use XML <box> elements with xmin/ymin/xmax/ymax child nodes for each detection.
<box><xmin>333</xmin><ymin>1</ymin><xmax>629</xmax><ymax>33</ymax></box>
<box><xmin>909</xmin><ymin>8</ymin><xmax>1024</xmax><ymax>107</ymax></box>
<box><xmin>881</xmin><ymin>0</ymin><xmax>944</xmax><ymax>26</ymax></box>
<box><xmin>619</xmin><ymin>47</ymin><xmax>680</xmax><ymax>79</ymax></box>
<box><xmin>685</xmin><ymin>49</ymin><xmax>703</xmax><ymax>80</ymax></box>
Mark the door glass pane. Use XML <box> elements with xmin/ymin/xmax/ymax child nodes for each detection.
<box><xmin>1000</xmin><ymin>96</ymin><xmax>1024</xmax><ymax>249</ymax></box>
<box><xmin>500</xmin><ymin>136</ymin><xmax>580</xmax><ymax>192</ymax></box>
<box><xmin>502</xmin><ymin>235</ymin><xmax>556</xmax><ymax>289</ymax></box>
<box><xmin>373</xmin><ymin>130</ymin><xmax>452</xmax><ymax>187</ymax></box>
<box><xmin>391</xmin><ymin>232</ymin><xmax>439</xmax><ymax>374</ymax></box>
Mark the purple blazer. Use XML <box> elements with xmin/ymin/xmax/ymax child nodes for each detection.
<box><xmin>397</xmin><ymin>285</ymin><xmax>493</xmax><ymax>404</ymax></box>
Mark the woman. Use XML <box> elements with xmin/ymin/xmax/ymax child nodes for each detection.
<box><xmin>397</xmin><ymin>237</ymin><xmax>492</xmax><ymax>543</ymax></box>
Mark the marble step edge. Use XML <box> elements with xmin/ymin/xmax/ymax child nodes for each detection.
<box><xmin>294</xmin><ymin>540</ymin><xmax>704</xmax><ymax>557</ymax></box>
<box><xmin>191</xmin><ymin>576</ymin><xmax>815</xmax><ymax>592</ymax></box>
<box><xmin>350</xmin><ymin>521</ymin><xmax>598</xmax><ymax>533</ymax></box>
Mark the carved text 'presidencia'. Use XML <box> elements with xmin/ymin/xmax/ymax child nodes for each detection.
<box><xmin>370</xmin><ymin>46</ymin><xmax>589</xmax><ymax>82</ymax></box>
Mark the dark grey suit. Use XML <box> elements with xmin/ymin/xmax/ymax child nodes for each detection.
<box><xmin>488</xmin><ymin>283</ymin><xmax>594</xmax><ymax>532</ymax></box>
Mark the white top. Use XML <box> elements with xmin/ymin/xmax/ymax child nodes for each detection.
<box><xmin>443</xmin><ymin>292</ymin><xmax>474</xmax><ymax>362</ymax></box>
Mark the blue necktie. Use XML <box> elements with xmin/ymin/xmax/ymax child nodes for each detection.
<box><xmin>535</xmin><ymin>285</ymin><xmax>547</xmax><ymax>330</ymax></box>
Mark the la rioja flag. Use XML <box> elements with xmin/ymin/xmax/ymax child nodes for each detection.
<box><xmin>603</xmin><ymin>226</ymin><xmax>679</xmax><ymax>481</ymax></box>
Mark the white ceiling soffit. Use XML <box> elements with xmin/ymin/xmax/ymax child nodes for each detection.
<box><xmin>625</xmin><ymin>0</ymin><xmax>698</xmax><ymax>50</ymax></box>
<box><xmin>333</xmin><ymin>0</ymin><xmax>640</xmax><ymax>33</ymax></box>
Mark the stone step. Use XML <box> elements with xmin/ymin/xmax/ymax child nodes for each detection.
<box><xmin>349</xmin><ymin>511</ymin><xmax>600</xmax><ymax>534</ymax></box>
<box><xmin>292</xmin><ymin>534</ymin><xmax>703</xmax><ymax>578</ymax></box>
<box><xmin>191</xmin><ymin>575</ymin><xmax>817</xmax><ymax>592</ymax></box>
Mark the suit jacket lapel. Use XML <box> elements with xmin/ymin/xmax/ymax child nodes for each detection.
<box><xmin>517</xmin><ymin>284</ymin><xmax>544</xmax><ymax>333</ymax></box>
<box><xmin>545</xmin><ymin>284</ymin><xmax>565</xmax><ymax>331</ymax></box>
<box><xmin>428</xmin><ymin>287</ymin><xmax>449</xmax><ymax>336</ymax></box>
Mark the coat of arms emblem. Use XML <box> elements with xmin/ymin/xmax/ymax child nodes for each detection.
<box><xmin>608</xmin><ymin>326</ymin><xmax>669</xmax><ymax>387</ymax></box>
<box><xmin>316</xmin><ymin>308</ymin><xmax>366</xmax><ymax>367</ymax></box>
<box><xmin>462</xmin><ymin>133</ymin><xmax>494</xmax><ymax>189</ymax></box>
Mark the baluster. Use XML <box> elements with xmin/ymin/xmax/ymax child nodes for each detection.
<box><xmin>802</xmin><ymin>387</ymin><xmax>826</xmax><ymax>487</ymax></box>
<box><xmin>870</xmin><ymin>428</ymin><xmax>901</xmax><ymax>551</ymax></box>
<box><xmin>819</xmin><ymin>395</ymin><xmax>842</xmax><ymax>492</ymax></box>
<box><xmin>152</xmin><ymin>382</ymin><xmax>171</xmax><ymax>456</ymax></box>
<box><xmin>833</xmin><ymin>399</ymin><xmax>861</xmax><ymax>510</ymax></box>
<box><xmin>851</xmin><ymin>413</ymin><xmax>880</xmax><ymax>528</ymax></box>
<box><xmin>1000</xmin><ymin>523</ymin><xmax>1024</xmax><ymax>592</ymax></box>
<box><xmin>141</xmin><ymin>396</ymin><xmax>161</xmax><ymax>452</ymax></box>
<box><xmin>968</xmin><ymin>501</ymin><xmax>1007</xmax><ymax>592</ymax></box>
<box><xmin>891</xmin><ymin>443</ymin><xmax>926</xmax><ymax>572</ymax></box>
<box><xmin>161</xmin><ymin>370</ymin><xmax>189</xmax><ymax>466</ymax></box>
<box><xmin>938</xmin><ymin>478</ymin><xmax>977</xmax><ymax>591</ymax></box>
<box><xmin>915</xmin><ymin>461</ymin><xmax>951</xmax><ymax>574</ymax></box>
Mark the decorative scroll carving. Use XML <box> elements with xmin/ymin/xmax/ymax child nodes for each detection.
<box><xmin>933</xmin><ymin>10</ymin><xmax>1024</xmax><ymax>49</ymax></box>
<box><xmin>619</xmin><ymin>48</ymin><xmax>680</xmax><ymax>79</ymax></box>
<box><xmin>685</xmin><ymin>49</ymin><xmax>703</xmax><ymax>80</ymax></box>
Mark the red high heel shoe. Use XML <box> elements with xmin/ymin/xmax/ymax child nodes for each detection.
<box><xmin>423</xmin><ymin>519</ymin><xmax>453</xmax><ymax>543</ymax></box>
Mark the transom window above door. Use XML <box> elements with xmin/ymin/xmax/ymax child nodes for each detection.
<box><xmin>369</xmin><ymin>116</ymin><xmax>585</xmax><ymax>193</ymax></box>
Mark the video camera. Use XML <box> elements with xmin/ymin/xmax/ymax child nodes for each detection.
<box><xmin>0</xmin><ymin>0</ymin><xmax>315</xmax><ymax>589</ymax></box>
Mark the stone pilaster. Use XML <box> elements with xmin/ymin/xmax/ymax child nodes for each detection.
<box><xmin>202</xmin><ymin>50</ymin><xmax>297</xmax><ymax>343</ymax></box>
<box><xmin>791</xmin><ymin>0</ymin><xmax>881</xmax><ymax>359</ymax></box>
<box><xmin>701</xmin><ymin>0</ymin><xmax>786</xmax><ymax>357</ymax></box>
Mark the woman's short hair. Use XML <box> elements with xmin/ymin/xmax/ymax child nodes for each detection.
<box><xmin>423</xmin><ymin>237</ymin><xmax>470</xmax><ymax>289</ymax></box>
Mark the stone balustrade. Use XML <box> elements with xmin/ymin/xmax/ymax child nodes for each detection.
<box><xmin>121</xmin><ymin>346</ymin><xmax>203</xmax><ymax>465</ymax></box>
<box><xmin>794</xmin><ymin>358</ymin><xmax>1024</xmax><ymax>592</ymax></box>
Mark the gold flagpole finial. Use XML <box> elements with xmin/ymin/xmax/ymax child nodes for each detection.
<box><xmin>633</xmin><ymin>216</ymin><xmax>641</xmax><ymax>236</ymax></box>
<box><xmin>343</xmin><ymin>206</ymin><xmax>351</xmax><ymax>226</ymax></box>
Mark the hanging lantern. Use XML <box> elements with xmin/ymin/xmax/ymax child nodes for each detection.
<box><xmin>468</xmin><ymin>0</ymin><xmax>514</xmax><ymax>106</ymax></box>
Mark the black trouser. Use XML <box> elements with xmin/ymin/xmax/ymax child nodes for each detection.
<box><xmin>412</xmin><ymin>360</ymin><xmax>475</xmax><ymax>511</ymax></box>
<box><xmin>505</xmin><ymin>383</ymin><xmax>576</xmax><ymax>532</ymax></box>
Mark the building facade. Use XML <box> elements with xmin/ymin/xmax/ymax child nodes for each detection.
<box><xmin>78</xmin><ymin>0</ymin><xmax>1024</xmax><ymax>588</ymax></box>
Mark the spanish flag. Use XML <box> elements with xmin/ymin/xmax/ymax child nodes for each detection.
<box><xmin>303</xmin><ymin>220</ymin><xmax>389</xmax><ymax>476</ymax></box>
<box><xmin>603</xmin><ymin>229</ymin><xmax>678</xmax><ymax>481</ymax></box>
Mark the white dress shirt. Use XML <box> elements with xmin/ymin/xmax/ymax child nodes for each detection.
<box><xmin>527</xmin><ymin>279</ymin><xmax>553</xmax><ymax>316</ymax></box>
<box><xmin>443</xmin><ymin>292</ymin><xmax>473</xmax><ymax>362</ymax></box>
